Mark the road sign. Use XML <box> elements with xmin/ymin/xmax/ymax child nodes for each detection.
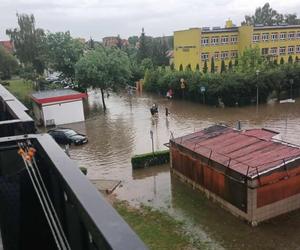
<box><xmin>200</xmin><ymin>86</ymin><xmax>206</xmax><ymax>93</ymax></box>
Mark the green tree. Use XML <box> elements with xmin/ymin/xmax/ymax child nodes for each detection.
<box><xmin>116</xmin><ymin>35</ymin><xmax>123</xmax><ymax>49</ymax></box>
<box><xmin>0</xmin><ymin>46</ymin><xmax>18</xmax><ymax>79</ymax></box>
<box><xmin>228</xmin><ymin>60</ymin><xmax>233</xmax><ymax>71</ymax></box>
<box><xmin>295</xmin><ymin>56</ymin><xmax>299</xmax><ymax>63</ymax></box>
<box><xmin>141</xmin><ymin>58</ymin><xmax>154</xmax><ymax>72</ymax></box>
<box><xmin>87</xmin><ymin>37</ymin><xmax>95</xmax><ymax>50</ymax></box>
<box><xmin>179</xmin><ymin>64</ymin><xmax>183</xmax><ymax>71</ymax></box>
<box><xmin>186</xmin><ymin>64</ymin><xmax>191</xmax><ymax>71</ymax></box>
<box><xmin>195</xmin><ymin>64</ymin><xmax>200</xmax><ymax>71</ymax></box>
<box><xmin>274</xmin><ymin>59</ymin><xmax>278</xmax><ymax>66</ymax></box>
<box><xmin>46</xmin><ymin>31</ymin><xmax>84</xmax><ymax>81</ymax></box>
<box><xmin>237</xmin><ymin>47</ymin><xmax>266</xmax><ymax>73</ymax></box>
<box><xmin>220</xmin><ymin>60</ymin><xmax>226</xmax><ymax>73</ymax></box>
<box><xmin>203</xmin><ymin>61</ymin><xmax>208</xmax><ymax>73</ymax></box>
<box><xmin>128</xmin><ymin>36</ymin><xmax>139</xmax><ymax>47</ymax></box>
<box><xmin>137</xmin><ymin>28</ymin><xmax>151</xmax><ymax>62</ymax></box>
<box><xmin>280</xmin><ymin>57</ymin><xmax>284</xmax><ymax>64</ymax></box>
<box><xmin>170</xmin><ymin>63</ymin><xmax>175</xmax><ymax>70</ymax></box>
<box><xmin>6</xmin><ymin>13</ymin><xmax>46</xmax><ymax>74</ymax></box>
<box><xmin>234</xmin><ymin>58</ymin><xmax>239</xmax><ymax>67</ymax></box>
<box><xmin>288</xmin><ymin>55</ymin><xmax>293</xmax><ymax>64</ymax></box>
<box><xmin>210</xmin><ymin>57</ymin><xmax>215</xmax><ymax>73</ymax></box>
<box><xmin>243</xmin><ymin>3</ymin><xmax>282</xmax><ymax>25</ymax></box>
<box><xmin>284</xmin><ymin>14</ymin><xmax>300</xmax><ymax>25</ymax></box>
<box><xmin>75</xmin><ymin>47</ymin><xmax>131</xmax><ymax>111</ymax></box>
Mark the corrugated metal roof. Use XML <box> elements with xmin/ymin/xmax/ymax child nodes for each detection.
<box><xmin>32</xmin><ymin>89</ymin><xmax>81</xmax><ymax>99</ymax></box>
<box><xmin>172</xmin><ymin>125</ymin><xmax>300</xmax><ymax>178</ymax></box>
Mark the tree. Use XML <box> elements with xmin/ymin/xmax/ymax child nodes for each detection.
<box><xmin>6</xmin><ymin>13</ymin><xmax>46</xmax><ymax>74</ymax></box>
<box><xmin>46</xmin><ymin>32</ymin><xmax>84</xmax><ymax>81</ymax></box>
<box><xmin>195</xmin><ymin>64</ymin><xmax>200</xmax><ymax>71</ymax></box>
<box><xmin>186</xmin><ymin>64</ymin><xmax>191</xmax><ymax>71</ymax></box>
<box><xmin>87</xmin><ymin>37</ymin><xmax>95</xmax><ymax>50</ymax></box>
<box><xmin>0</xmin><ymin>46</ymin><xmax>18</xmax><ymax>79</ymax></box>
<box><xmin>128</xmin><ymin>36</ymin><xmax>139</xmax><ymax>47</ymax></box>
<box><xmin>140</xmin><ymin>58</ymin><xmax>154</xmax><ymax>72</ymax></box>
<box><xmin>203</xmin><ymin>61</ymin><xmax>208</xmax><ymax>73</ymax></box>
<box><xmin>236</xmin><ymin>47</ymin><xmax>266</xmax><ymax>73</ymax></box>
<box><xmin>179</xmin><ymin>64</ymin><xmax>183</xmax><ymax>71</ymax></box>
<box><xmin>75</xmin><ymin>47</ymin><xmax>131</xmax><ymax>111</ymax></box>
<box><xmin>288</xmin><ymin>55</ymin><xmax>293</xmax><ymax>64</ymax></box>
<box><xmin>116</xmin><ymin>35</ymin><xmax>123</xmax><ymax>49</ymax></box>
<box><xmin>295</xmin><ymin>56</ymin><xmax>299</xmax><ymax>63</ymax></box>
<box><xmin>137</xmin><ymin>28</ymin><xmax>151</xmax><ymax>62</ymax></box>
<box><xmin>274</xmin><ymin>59</ymin><xmax>278</xmax><ymax>66</ymax></box>
<box><xmin>221</xmin><ymin>60</ymin><xmax>226</xmax><ymax>73</ymax></box>
<box><xmin>210</xmin><ymin>57</ymin><xmax>215</xmax><ymax>73</ymax></box>
<box><xmin>243</xmin><ymin>3</ymin><xmax>300</xmax><ymax>25</ymax></box>
<box><xmin>280</xmin><ymin>57</ymin><xmax>284</xmax><ymax>64</ymax></box>
<box><xmin>228</xmin><ymin>60</ymin><xmax>233</xmax><ymax>71</ymax></box>
<box><xmin>170</xmin><ymin>63</ymin><xmax>175</xmax><ymax>70</ymax></box>
<box><xmin>234</xmin><ymin>59</ymin><xmax>239</xmax><ymax>67</ymax></box>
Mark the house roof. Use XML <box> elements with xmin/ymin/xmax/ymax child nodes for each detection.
<box><xmin>31</xmin><ymin>89</ymin><xmax>87</xmax><ymax>104</ymax></box>
<box><xmin>171</xmin><ymin>125</ymin><xmax>300</xmax><ymax>179</ymax></box>
<box><xmin>0</xmin><ymin>41</ymin><xmax>14</xmax><ymax>53</ymax></box>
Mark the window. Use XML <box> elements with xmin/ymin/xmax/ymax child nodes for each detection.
<box><xmin>262</xmin><ymin>33</ymin><xmax>269</xmax><ymax>41</ymax></box>
<box><xmin>221</xmin><ymin>36</ymin><xmax>228</xmax><ymax>44</ymax></box>
<box><xmin>253</xmin><ymin>34</ymin><xmax>260</xmax><ymax>43</ymax></box>
<box><xmin>296</xmin><ymin>45</ymin><xmax>300</xmax><ymax>53</ymax></box>
<box><xmin>231</xmin><ymin>50</ymin><xmax>238</xmax><ymax>58</ymax></box>
<box><xmin>279</xmin><ymin>47</ymin><xmax>286</xmax><ymax>55</ymax></box>
<box><xmin>270</xmin><ymin>47</ymin><xmax>278</xmax><ymax>55</ymax></box>
<box><xmin>297</xmin><ymin>32</ymin><xmax>300</xmax><ymax>39</ymax></box>
<box><xmin>211</xmin><ymin>37</ymin><xmax>219</xmax><ymax>45</ymax></box>
<box><xmin>261</xmin><ymin>48</ymin><xmax>269</xmax><ymax>55</ymax></box>
<box><xmin>214</xmin><ymin>52</ymin><xmax>219</xmax><ymax>60</ymax></box>
<box><xmin>221</xmin><ymin>51</ymin><xmax>229</xmax><ymax>59</ymax></box>
<box><xmin>182</xmin><ymin>48</ymin><xmax>190</xmax><ymax>52</ymax></box>
<box><xmin>280</xmin><ymin>33</ymin><xmax>286</xmax><ymax>40</ymax></box>
<box><xmin>231</xmin><ymin>35</ymin><xmax>238</xmax><ymax>44</ymax></box>
<box><xmin>288</xmin><ymin>46</ymin><xmax>295</xmax><ymax>54</ymax></box>
<box><xmin>271</xmin><ymin>33</ymin><xmax>278</xmax><ymax>41</ymax></box>
<box><xmin>201</xmin><ymin>53</ymin><xmax>209</xmax><ymax>61</ymax></box>
<box><xmin>288</xmin><ymin>32</ymin><xmax>295</xmax><ymax>40</ymax></box>
<box><xmin>201</xmin><ymin>37</ymin><xmax>209</xmax><ymax>46</ymax></box>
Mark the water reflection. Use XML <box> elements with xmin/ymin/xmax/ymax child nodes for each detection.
<box><xmin>67</xmin><ymin>90</ymin><xmax>300</xmax><ymax>249</ymax></box>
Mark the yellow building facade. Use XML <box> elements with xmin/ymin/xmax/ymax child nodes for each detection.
<box><xmin>174</xmin><ymin>21</ymin><xmax>300</xmax><ymax>72</ymax></box>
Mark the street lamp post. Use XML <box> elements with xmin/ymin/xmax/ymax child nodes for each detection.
<box><xmin>256</xmin><ymin>69</ymin><xmax>260</xmax><ymax>108</ymax></box>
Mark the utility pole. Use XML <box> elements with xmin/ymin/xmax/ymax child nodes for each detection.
<box><xmin>256</xmin><ymin>69</ymin><xmax>260</xmax><ymax>110</ymax></box>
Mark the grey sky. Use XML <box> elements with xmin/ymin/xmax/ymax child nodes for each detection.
<box><xmin>0</xmin><ymin>0</ymin><xmax>299</xmax><ymax>41</ymax></box>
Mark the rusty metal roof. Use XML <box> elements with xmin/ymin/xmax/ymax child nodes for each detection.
<box><xmin>172</xmin><ymin>125</ymin><xmax>300</xmax><ymax>179</ymax></box>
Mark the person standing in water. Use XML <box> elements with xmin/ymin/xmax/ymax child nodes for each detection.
<box><xmin>165</xmin><ymin>107</ymin><xmax>170</xmax><ymax>117</ymax></box>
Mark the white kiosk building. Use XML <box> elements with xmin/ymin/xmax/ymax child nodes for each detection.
<box><xmin>31</xmin><ymin>89</ymin><xmax>87</xmax><ymax>126</ymax></box>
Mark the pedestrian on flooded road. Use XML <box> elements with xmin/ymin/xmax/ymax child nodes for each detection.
<box><xmin>165</xmin><ymin>107</ymin><xmax>170</xmax><ymax>117</ymax></box>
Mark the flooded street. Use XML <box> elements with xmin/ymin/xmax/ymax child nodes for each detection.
<box><xmin>68</xmin><ymin>91</ymin><xmax>300</xmax><ymax>250</ymax></box>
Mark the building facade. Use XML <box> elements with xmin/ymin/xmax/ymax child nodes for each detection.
<box><xmin>174</xmin><ymin>20</ymin><xmax>300</xmax><ymax>72</ymax></box>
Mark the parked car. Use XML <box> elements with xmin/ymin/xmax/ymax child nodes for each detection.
<box><xmin>48</xmin><ymin>128</ymin><xmax>88</xmax><ymax>145</ymax></box>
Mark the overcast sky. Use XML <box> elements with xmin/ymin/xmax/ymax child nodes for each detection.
<box><xmin>0</xmin><ymin>0</ymin><xmax>299</xmax><ymax>41</ymax></box>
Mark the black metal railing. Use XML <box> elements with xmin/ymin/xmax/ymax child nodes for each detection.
<box><xmin>0</xmin><ymin>134</ymin><xmax>147</xmax><ymax>250</ymax></box>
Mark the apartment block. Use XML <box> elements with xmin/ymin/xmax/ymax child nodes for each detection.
<box><xmin>174</xmin><ymin>20</ymin><xmax>300</xmax><ymax>72</ymax></box>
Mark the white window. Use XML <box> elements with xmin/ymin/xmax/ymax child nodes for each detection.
<box><xmin>201</xmin><ymin>53</ymin><xmax>209</xmax><ymax>61</ymax></box>
<box><xmin>231</xmin><ymin>50</ymin><xmax>238</xmax><ymax>58</ymax></box>
<box><xmin>211</xmin><ymin>37</ymin><xmax>219</xmax><ymax>45</ymax></box>
<box><xmin>262</xmin><ymin>33</ymin><xmax>269</xmax><ymax>41</ymax></box>
<box><xmin>288</xmin><ymin>46</ymin><xmax>295</xmax><ymax>54</ymax></box>
<box><xmin>201</xmin><ymin>37</ymin><xmax>209</xmax><ymax>46</ymax></box>
<box><xmin>221</xmin><ymin>51</ymin><xmax>229</xmax><ymax>59</ymax></box>
<box><xmin>270</xmin><ymin>47</ymin><xmax>277</xmax><ymax>55</ymax></box>
<box><xmin>279</xmin><ymin>47</ymin><xmax>286</xmax><ymax>55</ymax></box>
<box><xmin>214</xmin><ymin>52</ymin><xmax>219</xmax><ymax>60</ymax></box>
<box><xmin>288</xmin><ymin>32</ymin><xmax>295</xmax><ymax>40</ymax></box>
<box><xmin>221</xmin><ymin>36</ymin><xmax>228</xmax><ymax>44</ymax></box>
<box><xmin>253</xmin><ymin>34</ymin><xmax>260</xmax><ymax>43</ymax></box>
<box><xmin>280</xmin><ymin>33</ymin><xmax>286</xmax><ymax>40</ymax></box>
<box><xmin>296</xmin><ymin>45</ymin><xmax>300</xmax><ymax>53</ymax></box>
<box><xmin>231</xmin><ymin>36</ymin><xmax>238</xmax><ymax>44</ymax></box>
<box><xmin>297</xmin><ymin>32</ymin><xmax>300</xmax><ymax>39</ymax></box>
<box><xmin>271</xmin><ymin>33</ymin><xmax>278</xmax><ymax>41</ymax></box>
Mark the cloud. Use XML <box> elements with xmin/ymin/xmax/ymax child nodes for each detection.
<box><xmin>0</xmin><ymin>0</ymin><xmax>299</xmax><ymax>41</ymax></box>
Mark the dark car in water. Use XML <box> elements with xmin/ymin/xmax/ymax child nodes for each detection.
<box><xmin>48</xmin><ymin>128</ymin><xmax>88</xmax><ymax>145</ymax></box>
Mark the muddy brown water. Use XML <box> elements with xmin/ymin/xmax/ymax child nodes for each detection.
<box><xmin>67</xmin><ymin>91</ymin><xmax>300</xmax><ymax>250</ymax></box>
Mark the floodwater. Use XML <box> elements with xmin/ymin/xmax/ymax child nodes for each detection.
<box><xmin>67</xmin><ymin>90</ymin><xmax>300</xmax><ymax>250</ymax></box>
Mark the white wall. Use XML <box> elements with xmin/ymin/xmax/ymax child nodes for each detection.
<box><xmin>42</xmin><ymin>99</ymin><xmax>85</xmax><ymax>126</ymax></box>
